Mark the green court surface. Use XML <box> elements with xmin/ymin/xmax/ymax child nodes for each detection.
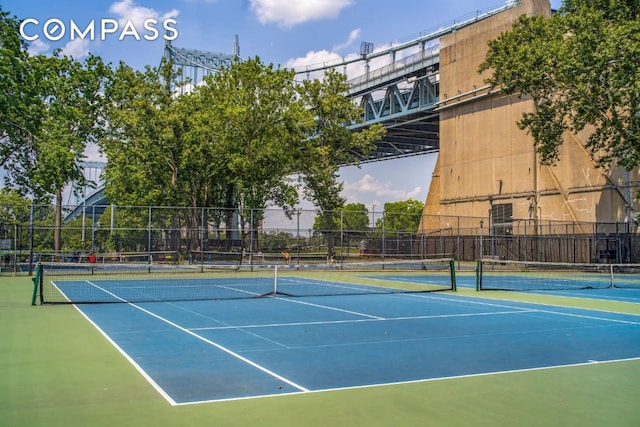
<box><xmin>2</xmin><ymin>276</ymin><xmax>639</xmax><ymax>426</ymax></box>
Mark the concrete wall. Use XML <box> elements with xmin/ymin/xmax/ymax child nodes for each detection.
<box><xmin>421</xmin><ymin>0</ymin><xmax>639</xmax><ymax>233</ymax></box>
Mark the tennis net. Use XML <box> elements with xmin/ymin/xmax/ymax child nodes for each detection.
<box><xmin>476</xmin><ymin>259</ymin><xmax>640</xmax><ymax>291</ymax></box>
<box><xmin>34</xmin><ymin>258</ymin><xmax>456</xmax><ymax>304</ymax></box>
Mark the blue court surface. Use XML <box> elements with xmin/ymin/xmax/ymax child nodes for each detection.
<box><xmin>74</xmin><ymin>290</ymin><xmax>640</xmax><ymax>405</ymax></box>
<box><xmin>450</xmin><ymin>271</ymin><xmax>640</xmax><ymax>303</ymax></box>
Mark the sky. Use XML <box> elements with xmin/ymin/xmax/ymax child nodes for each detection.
<box><xmin>3</xmin><ymin>0</ymin><xmax>562</xmax><ymax>213</ymax></box>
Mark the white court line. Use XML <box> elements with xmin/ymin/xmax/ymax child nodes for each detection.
<box><xmin>274</xmin><ymin>295</ymin><xmax>385</xmax><ymax>319</ymax></box>
<box><xmin>80</xmin><ymin>280</ymin><xmax>310</xmax><ymax>405</ymax></box>
<box><xmin>176</xmin><ymin>356</ymin><xmax>640</xmax><ymax>405</ymax></box>
<box><xmin>49</xmin><ymin>280</ymin><xmax>73</xmax><ymax>303</ymax></box>
<box><xmin>420</xmin><ymin>293</ymin><xmax>640</xmax><ymax>325</ymax></box>
<box><xmin>72</xmin><ymin>304</ymin><xmax>178</xmax><ymax>406</ymax></box>
<box><xmin>190</xmin><ymin>309</ymin><xmax>535</xmax><ymax>331</ymax></box>
<box><xmin>526</xmin><ymin>289</ymin><xmax>640</xmax><ymax>303</ymax></box>
<box><xmin>162</xmin><ymin>299</ymin><xmax>294</xmax><ymax>350</ymax></box>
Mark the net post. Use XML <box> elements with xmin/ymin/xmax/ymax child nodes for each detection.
<box><xmin>475</xmin><ymin>259</ymin><xmax>482</xmax><ymax>291</ymax></box>
<box><xmin>609</xmin><ymin>263</ymin><xmax>614</xmax><ymax>288</ymax></box>
<box><xmin>30</xmin><ymin>262</ymin><xmax>42</xmax><ymax>305</ymax></box>
<box><xmin>273</xmin><ymin>265</ymin><xmax>278</xmax><ymax>296</ymax></box>
<box><xmin>449</xmin><ymin>258</ymin><xmax>457</xmax><ymax>291</ymax></box>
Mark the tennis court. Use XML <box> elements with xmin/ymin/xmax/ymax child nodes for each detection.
<box><xmin>474</xmin><ymin>259</ymin><xmax>640</xmax><ymax>303</ymax></box>
<box><xmin>43</xmin><ymin>264</ymin><xmax>640</xmax><ymax>405</ymax></box>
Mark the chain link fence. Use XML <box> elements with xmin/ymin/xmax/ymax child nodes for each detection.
<box><xmin>1</xmin><ymin>203</ymin><xmax>639</xmax><ymax>274</ymax></box>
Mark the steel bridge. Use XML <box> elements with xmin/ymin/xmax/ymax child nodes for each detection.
<box><xmin>67</xmin><ymin>1</ymin><xmax>520</xmax><ymax>221</ymax></box>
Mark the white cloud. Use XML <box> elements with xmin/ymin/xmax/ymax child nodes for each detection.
<box><xmin>60</xmin><ymin>38</ymin><xmax>91</xmax><ymax>59</ymax></box>
<box><xmin>109</xmin><ymin>0</ymin><xmax>179</xmax><ymax>29</ymax></box>
<box><xmin>250</xmin><ymin>0</ymin><xmax>353</xmax><ymax>28</ymax></box>
<box><xmin>404</xmin><ymin>186</ymin><xmax>423</xmax><ymax>200</ymax></box>
<box><xmin>332</xmin><ymin>28</ymin><xmax>360</xmax><ymax>51</ymax></box>
<box><xmin>286</xmin><ymin>49</ymin><xmax>344</xmax><ymax>77</ymax></box>
<box><xmin>343</xmin><ymin>174</ymin><xmax>421</xmax><ymax>203</ymax></box>
<box><xmin>27</xmin><ymin>39</ymin><xmax>50</xmax><ymax>56</ymax></box>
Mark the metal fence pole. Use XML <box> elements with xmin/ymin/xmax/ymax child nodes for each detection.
<box><xmin>147</xmin><ymin>206</ymin><xmax>152</xmax><ymax>264</ymax></box>
<box><xmin>28</xmin><ymin>200</ymin><xmax>34</xmax><ymax>275</ymax></box>
<box><xmin>381</xmin><ymin>213</ymin><xmax>385</xmax><ymax>260</ymax></box>
<box><xmin>340</xmin><ymin>210</ymin><xmax>344</xmax><ymax>263</ymax></box>
<box><xmin>200</xmin><ymin>207</ymin><xmax>205</xmax><ymax>268</ymax></box>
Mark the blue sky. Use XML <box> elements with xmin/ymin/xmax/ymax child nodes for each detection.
<box><xmin>4</xmin><ymin>0</ymin><xmax>562</xmax><ymax>212</ymax></box>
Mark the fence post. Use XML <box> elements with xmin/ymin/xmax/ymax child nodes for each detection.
<box><xmin>28</xmin><ymin>200</ymin><xmax>34</xmax><ymax>275</ymax></box>
<box><xmin>147</xmin><ymin>206</ymin><xmax>152</xmax><ymax>265</ymax></box>
<box><xmin>340</xmin><ymin>210</ymin><xmax>344</xmax><ymax>264</ymax></box>
<box><xmin>479</xmin><ymin>220</ymin><xmax>484</xmax><ymax>260</ymax></box>
<box><xmin>381</xmin><ymin>213</ymin><xmax>385</xmax><ymax>260</ymax></box>
<box><xmin>296</xmin><ymin>209</ymin><xmax>301</xmax><ymax>269</ymax></box>
<box><xmin>456</xmin><ymin>216</ymin><xmax>460</xmax><ymax>263</ymax></box>
<box><xmin>13</xmin><ymin>224</ymin><xmax>18</xmax><ymax>276</ymax></box>
<box><xmin>201</xmin><ymin>207</ymin><xmax>205</xmax><ymax>269</ymax></box>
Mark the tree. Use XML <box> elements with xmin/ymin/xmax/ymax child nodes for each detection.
<box><xmin>30</xmin><ymin>53</ymin><xmax>111</xmax><ymax>252</ymax></box>
<box><xmin>336</xmin><ymin>203</ymin><xmax>370</xmax><ymax>253</ymax></box>
<box><xmin>340</xmin><ymin>203</ymin><xmax>370</xmax><ymax>234</ymax></box>
<box><xmin>0</xmin><ymin>189</ymin><xmax>31</xmax><ymax>257</ymax></box>
<box><xmin>102</xmin><ymin>61</ymin><xmax>185</xmax><ymax>207</ymax></box>
<box><xmin>102</xmin><ymin>57</ymin><xmax>310</xmax><ymax>252</ymax></box>
<box><xmin>194</xmin><ymin>57</ymin><xmax>311</xmax><ymax>249</ymax></box>
<box><xmin>563</xmin><ymin>0</ymin><xmax>640</xmax><ymax>20</ymax></box>
<box><xmin>102</xmin><ymin>61</ymin><xmax>239</xmax><ymax>253</ymax></box>
<box><xmin>0</xmin><ymin>188</ymin><xmax>31</xmax><ymax>226</ymax></box>
<box><xmin>297</xmin><ymin>70</ymin><xmax>386</xmax><ymax>253</ymax></box>
<box><xmin>0</xmin><ymin>9</ymin><xmax>42</xmax><ymax>152</ymax></box>
<box><xmin>379</xmin><ymin>199</ymin><xmax>425</xmax><ymax>234</ymax></box>
<box><xmin>479</xmin><ymin>1</ymin><xmax>639</xmax><ymax>170</ymax></box>
<box><xmin>1</xmin><ymin>37</ymin><xmax>111</xmax><ymax>252</ymax></box>
<box><xmin>310</xmin><ymin>203</ymin><xmax>370</xmax><ymax>256</ymax></box>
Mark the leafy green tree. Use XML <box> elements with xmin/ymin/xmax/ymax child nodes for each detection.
<box><xmin>259</xmin><ymin>230</ymin><xmax>293</xmax><ymax>251</ymax></box>
<box><xmin>311</xmin><ymin>203</ymin><xmax>370</xmax><ymax>254</ymax></box>
<box><xmin>297</xmin><ymin>70</ymin><xmax>386</xmax><ymax>253</ymax></box>
<box><xmin>563</xmin><ymin>0</ymin><xmax>640</xmax><ymax>20</ymax></box>
<box><xmin>340</xmin><ymin>203</ymin><xmax>370</xmax><ymax>233</ymax></box>
<box><xmin>0</xmin><ymin>189</ymin><xmax>31</xmax><ymax>254</ymax></box>
<box><xmin>96</xmin><ymin>205</ymin><xmax>149</xmax><ymax>254</ymax></box>
<box><xmin>101</xmin><ymin>61</ymin><xmax>203</xmax><ymax>251</ymax></box>
<box><xmin>479</xmin><ymin>1</ymin><xmax>639</xmax><ymax>170</ymax></box>
<box><xmin>194</xmin><ymin>57</ymin><xmax>311</xmax><ymax>247</ymax></box>
<box><xmin>102</xmin><ymin>57</ymin><xmax>309</xmax><ymax>252</ymax></box>
<box><xmin>0</xmin><ymin>188</ymin><xmax>31</xmax><ymax>225</ymax></box>
<box><xmin>0</xmin><ymin>9</ymin><xmax>42</xmax><ymax>151</ymax></box>
<box><xmin>0</xmin><ymin>194</ymin><xmax>57</xmax><ymax>255</ymax></box>
<box><xmin>379</xmin><ymin>199</ymin><xmax>425</xmax><ymax>234</ymax></box>
<box><xmin>311</xmin><ymin>209</ymin><xmax>340</xmax><ymax>234</ymax></box>
<box><xmin>2</xmin><ymin>41</ymin><xmax>111</xmax><ymax>252</ymax></box>
<box><xmin>30</xmin><ymin>53</ymin><xmax>111</xmax><ymax>252</ymax></box>
<box><xmin>337</xmin><ymin>203</ymin><xmax>370</xmax><ymax>254</ymax></box>
<box><xmin>59</xmin><ymin>217</ymin><xmax>93</xmax><ymax>252</ymax></box>
<box><xmin>102</xmin><ymin>61</ymin><xmax>184</xmax><ymax>207</ymax></box>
